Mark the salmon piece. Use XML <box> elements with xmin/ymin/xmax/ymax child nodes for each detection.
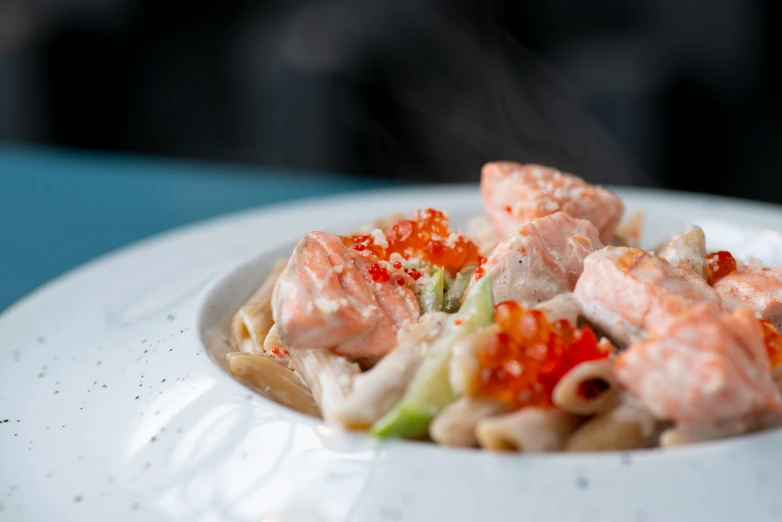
<box><xmin>574</xmin><ymin>247</ymin><xmax>723</xmax><ymax>345</ymax></box>
<box><xmin>614</xmin><ymin>305</ymin><xmax>782</xmax><ymax>424</ymax></box>
<box><xmin>481</xmin><ymin>161</ymin><xmax>624</xmax><ymax>244</ymax></box>
<box><xmin>468</xmin><ymin>212</ymin><xmax>603</xmax><ymax>306</ymax></box>
<box><xmin>273</xmin><ymin>231</ymin><xmax>420</xmax><ymax>359</ymax></box>
<box><xmin>714</xmin><ymin>268</ymin><xmax>782</xmax><ymax>330</ymax></box>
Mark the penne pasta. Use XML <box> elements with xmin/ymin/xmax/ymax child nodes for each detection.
<box><xmin>656</xmin><ymin>226</ymin><xmax>709</xmax><ymax>280</ymax></box>
<box><xmin>449</xmin><ymin>324</ymin><xmax>500</xmax><ymax>397</ymax></box>
<box><xmin>552</xmin><ymin>358</ymin><xmax>621</xmax><ymax>415</ymax></box>
<box><xmin>564</xmin><ymin>396</ymin><xmax>667</xmax><ymax>452</ymax></box>
<box><xmin>661</xmin><ymin>408</ymin><xmax>782</xmax><ymax>448</ymax></box>
<box><xmin>613</xmin><ymin>211</ymin><xmax>644</xmax><ymax>248</ymax></box>
<box><xmin>476</xmin><ymin>408</ymin><xmax>583</xmax><ymax>453</ymax></box>
<box><xmin>532</xmin><ymin>293</ymin><xmax>583</xmax><ymax>325</ymax></box>
<box><xmin>231</xmin><ymin>258</ymin><xmax>287</xmax><ymax>353</ymax></box>
<box><xmin>263</xmin><ymin>324</ymin><xmax>282</xmax><ymax>351</ymax></box>
<box><xmin>332</xmin><ymin>312</ymin><xmax>449</xmax><ymax>430</ymax></box>
<box><xmin>227</xmin><ymin>352</ymin><xmax>320</xmax><ymax>417</ymax></box>
<box><xmin>289</xmin><ymin>348</ymin><xmax>361</xmax><ymax>423</ymax></box>
<box><xmin>260</xmin><ymin>324</ymin><xmax>292</xmax><ymax>367</ymax></box>
<box><xmin>465</xmin><ymin>215</ymin><xmax>500</xmax><ymax>256</ymax></box>
<box><xmin>430</xmin><ymin>397</ymin><xmax>510</xmax><ymax>447</ymax></box>
<box><xmin>659</xmin><ymin>422</ymin><xmax>748</xmax><ymax>448</ymax></box>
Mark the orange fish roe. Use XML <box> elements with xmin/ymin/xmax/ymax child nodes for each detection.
<box><xmin>343</xmin><ymin>208</ymin><xmax>480</xmax><ymax>275</ymax></box>
<box><xmin>761</xmin><ymin>319</ymin><xmax>782</xmax><ymax>368</ymax></box>
<box><xmin>476</xmin><ymin>301</ymin><xmax>610</xmax><ymax>409</ymax></box>
<box><xmin>706</xmin><ymin>251</ymin><xmax>737</xmax><ymax>284</ymax></box>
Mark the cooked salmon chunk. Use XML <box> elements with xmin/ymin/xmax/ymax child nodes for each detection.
<box><xmin>468</xmin><ymin>212</ymin><xmax>603</xmax><ymax>306</ymax></box>
<box><xmin>614</xmin><ymin>305</ymin><xmax>782</xmax><ymax>424</ymax></box>
<box><xmin>481</xmin><ymin>161</ymin><xmax>624</xmax><ymax>244</ymax></box>
<box><xmin>273</xmin><ymin>231</ymin><xmax>420</xmax><ymax>358</ymax></box>
<box><xmin>574</xmin><ymin>247</ymin><xmax>723</xmax><ymax>345</ymax></box>
<box><xmin>714</xmin><ymin>268</ymin><xmax>782</xmax><ymax>330</ymax></box>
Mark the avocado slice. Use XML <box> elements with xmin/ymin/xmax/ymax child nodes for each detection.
<box><xmin>370</xmin><ymin>275</ymin><xmax>494</xmax><ymax>439</ymax></box>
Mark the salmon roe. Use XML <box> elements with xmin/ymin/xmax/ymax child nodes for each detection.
<box><xmin>706</xmin><ymin>251</ymin><xmax>737</xmax><ymax>284</ymax></box>
<box><xmin>343</xmin><ymin>208</ymin><xmax>480</xmax><ymax>274</ymax></box>
<box><xmin>404</xmin><ymin>268</ymin><xmax>423</xmax><ymax>280</ymax></box>
<box><xmin>368</xmin><ymin>263</ymin><xmax>390</xmax><ymax>282</ymax></box>
<box><xmin>475</xmin><ymin>301</ymin><xmax>610</xmax><ymax>409</ymax></box>
<box><xmin>761</xmin><ymin>319</ymin><xmax>782</xmax><ymax>369</ymax></box>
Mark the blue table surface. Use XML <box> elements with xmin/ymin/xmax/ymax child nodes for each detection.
<box><xmin>0</xmin><ymin>145</ymin><xmax>404</xmax><ymax>312</ymax></box>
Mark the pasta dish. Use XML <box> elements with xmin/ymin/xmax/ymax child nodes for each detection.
<box><xmin>225</xmin><ymin>161</ymin><xmax>782</xmax><ymax>452</ymax></box>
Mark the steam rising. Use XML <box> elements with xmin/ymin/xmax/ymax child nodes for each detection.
<box><xmin>252</xmin><ymin>1</ymin><xmax>651</xmax><ymax>186</ymax></box>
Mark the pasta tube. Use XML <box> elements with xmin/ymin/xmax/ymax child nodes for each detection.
<box><xmin>661</xmin><ymin>409</ymin><xmax>782</xmax><ymax>448</ymax></box>
<box><xmin>656</xmin><ymin>226</ymin><xmax>709</xmax><ymax>280</ymax></box>
<box><xmin>231</xmin><ymin>258</ymin><xmax>287</xmax><ymax>353</ymax></box>
<box><xmin>430</xmin><ymin>397</ymin><xmax>510</xmax><ymax>447</ymax></box>
<box><xmin>552</xmin><ymin>358</ymin><xmax>621</xmax><ymax>415</ymax></box>
<box><xmin>564</xmin><ymin>396</ymin><xmax>667</xmax><ymax>452</ymax></box>
<box><xmin>532</xmin><ymin>293</ymin><xmax>582</xmax><ymax>324</ymax></box>
<box><xmin>227</xmin><ymin>352</ymin><xmax>320</xmax><ymax>417</ymax></box>
<box><xmin>613</xmin><ymin>211</ymin><xmax>644</xmax><ymax>248</ymax></box>
<box><xmin>260</xmin><ymin>324</ymin><xmax>291</xmax><ymax>366</ymax></box>
<box><xmin>659</xmin><ymin>423</ymin><xmax>747</xmax><ymax>448</ymax></box>
<box><xmin>465</xmin><ymin>215</ymin><xmax>500</xmax><ymax>256</ymax></box>
<box><xmin>449</xmin><ymin>324</ymin><xmax>500</xmax><ymax>396</ymax></box>
<box><xmin>476</xmin><ymin>408</ymin><xmax>583</xmax><ymax>452</ymax></box>
<box><xmin>289</xmin><ymin>348</ymin><xmax>361</xmax><ymax>423</ymax></box>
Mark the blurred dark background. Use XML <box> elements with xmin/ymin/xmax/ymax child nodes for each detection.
<box><xmin>1</xmin><ymin>0</ymin><xmax>781</xmax><ymax>200</ymax></box>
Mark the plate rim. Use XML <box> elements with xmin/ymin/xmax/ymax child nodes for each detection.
<box><xmin>5</xmin><ymin>184</ymin><xmax>782</xmax><ymax>521</ymax></box>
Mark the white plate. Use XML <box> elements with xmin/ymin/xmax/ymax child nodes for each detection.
<box><xmin>3</xmin><ymin>186</ymin><xmax>782</xmax><ymax>522</ymax></box>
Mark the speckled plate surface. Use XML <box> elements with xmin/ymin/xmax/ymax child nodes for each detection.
<box><xmin>3</xmin><ymin>186</ymin><xmax>782</xmax><ymax>522</ymax></box>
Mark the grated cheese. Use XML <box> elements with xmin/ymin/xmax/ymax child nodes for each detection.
<box><xmin>389</xmin><ymin>252</ymin><xmax>406</xmax><ymax>264</ymax></box>
<box><xmin>314</xmin><ymin>297</ymin><xmax>340</xmax><ymax>314</ymax></box>
<box><xmin>370</xmin><ymin>228</ymin><xmax>389</xmax><ymax>249</ymax></box>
